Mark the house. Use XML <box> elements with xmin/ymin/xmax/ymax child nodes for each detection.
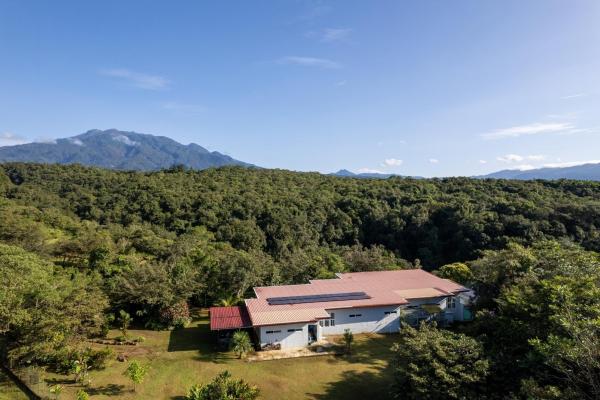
<box><xmin>210</xmin><ymin>269</ymin><xmax>472</xmax><ymax>350</ymax></box>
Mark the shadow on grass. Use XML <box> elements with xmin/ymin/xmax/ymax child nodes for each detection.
<box><xmin>167</xmin><ymin>309</ymin><xmax>233</xmax><ymax>363</ymax></box>
<box><xmin>306</xmin><ymin>368</ymin><xmax>394</xmax><ymax>400</ymax></box>
<box><xmin>86</xmin><ymin>383</ymin><xmax>126</xmax><ymax>396</ymax></box>
<box><xmin>307</xmin><ymin>334</ymin><xmax>396</xmax><ymax>399</ymax></box>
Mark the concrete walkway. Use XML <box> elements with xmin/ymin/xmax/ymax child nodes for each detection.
<box><xmin>247</xmin><ymin>341</ymin><xmax>341</xmax><ymax>362</ymax></box>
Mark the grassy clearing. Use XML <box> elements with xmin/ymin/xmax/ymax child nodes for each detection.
<box><xmin>44</xmin><ymin>309</ymin><xmax>397</xmax><ymax>399</ymax></box>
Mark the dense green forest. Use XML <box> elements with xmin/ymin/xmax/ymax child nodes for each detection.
<box><xmin>1</xmin><ymin>163</ymin><xmax>600</xmax><ymax>399</ymax></box>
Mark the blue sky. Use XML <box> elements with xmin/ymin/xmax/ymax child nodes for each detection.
<box><xmin>1</xmin><ymin>1</ymin><xmax>599</xmax><ymax>177</ymax></box>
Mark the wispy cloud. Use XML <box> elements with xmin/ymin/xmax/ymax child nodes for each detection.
<box><xmin>429</xmin><ymin>158</ymin><xmax>439</xmax><ymax>164</ymax></box>
<box><xmin>382</xmin><ymin>158</ymin><xmax>403</xmax><ymax>167</ymax></box>
<box><xmin>0</xmin><ymin>132</ymin><xmax>28</xmax><ymax>146</ymax></box>
<box><xmin>479</xmin><ymin>160</ymin><xmax>488</xmax><ymax>164</ymax></box>
<box><xmin>497</xmin><ymin>154</ymin><xmax>546</xmax><ymax>163</ymax></box>
<box><xmin>482</xmin><ymin>122</ymin><xmax>574</xmax><ymax>139</ymax></box>
<box><xmin>335</xmin><ymin>80</ymin><xmax>347</xmax><ymax>87</ymax></box>
<box><xmin>307</xmin><ymin>28</ymin><xmax>352</xmax><ymax>43</ymax></box>
<box><xmin>561</xmin><ymin>93</ymin><xmax>586</xmax><ymax>99</ymax></box>
<box><xmin>100</xmin><ymin>68</ymin><xmax>170</xmax><ymax>90</ymax></box>
<box><xmin>277</xmin><ymin>56</ymin><xmax>341</xmax><ymax>69</ymax></box>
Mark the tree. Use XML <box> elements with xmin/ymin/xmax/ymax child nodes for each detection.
<box><xmin>436</xmin><ymin>262</ymin><xmax>473</xmax><ymax>285</ymax></box>
<box><xmin>123</xmin><ymin>360</ymin><xmax>149</xmax><ymax>392</ymax></box>
<box><xmin>118</xmin><ymin>310</ymin><xmax>132</xmax><ymax>339</ymax></box>
<box><xmin>186</xmin><ymin>370</ymin><xmax>259</xmax><ymax>400</ymax></box>
<box><xmin>230</xmin><ymin>330</ymin><xmax>253</xmax><ymax>359</ymax></box>
<box><xmin>392</xmin><ymin>323</ymin><xmax>489</xmax><ymax>400</ymax></box>
<box><xmin>0</xmin><ymin>244</ymin><xmax>108</xmax><ymax>364</ymax></box>
<box><xmin>343</xmin><ymin>329</ymin><xmax>354</xmax><ymax>355</ymax></box>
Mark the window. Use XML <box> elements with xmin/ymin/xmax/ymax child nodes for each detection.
<box><xmin>349</xmin><ymin>314</ymin><xmax>362</xmax><ymax>318</ymax></box>
<box><xmin>384</xmin><ymin>311</ymin><xmax>398</xmax><ymax>315</ymax></box>
<box><xmin>320</xmin><ymin>313</ymin><xmax>335</xmax><ymax>327</ymax></box>
<box><xmin>266</xmin><ymin>330</ymin><xmax>281</xmax><ymax>334</ymax></box>
<box><xmin>287</xmin><ymin>328</ymin><xmax>302</xmax><ymax>332</ymax></box>
<box><xmin>448</xmin><ymin>297</ymin><xmax>457</xmax><ymax>309</ymax></box>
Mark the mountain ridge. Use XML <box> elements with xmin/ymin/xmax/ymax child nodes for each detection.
<box><xmin>0</xmin><ymin>129</ymin><xmax>251</xmax><ymax>171</ymax></box>
<box><xmin>477</xmin><ymin>162</ymin><xmax>600</xmax><ymax>181</ymax></box>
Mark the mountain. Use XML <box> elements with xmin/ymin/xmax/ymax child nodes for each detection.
<box><xmin>0</xmin><ymin>129</ymin><xmax>252</xmax><ymax>171</ymax></box>
<box><xmin>331</xmin><ymin>169</ymin><xmax>397</xmax><ymax>179</ymax></box>
<box><xmin>331</xmin><ymin>169</ymin><xmax>423</xmax><ymax>179</ymax></box>
<box><xmin>479</xmin><ymin>163</ymin><xmax>600</xmax><ymax>181</ymax></box>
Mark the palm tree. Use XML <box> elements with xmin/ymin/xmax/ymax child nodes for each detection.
<box><xmin>231</xmin><ymin>330</ymin><xmax>253</xmax><ymax>359</ymax></box>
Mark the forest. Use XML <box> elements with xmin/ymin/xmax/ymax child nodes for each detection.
<box><xmin>1</xmin><ymin>163</ymin><xmax>600</xmax><ymax>399</ymax></box>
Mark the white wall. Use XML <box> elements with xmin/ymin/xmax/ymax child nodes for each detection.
<box><xmin>321</xmin><ymin>305</ymin><xmax>403</xmax><ymax>336</ymax></box>
<box><xmin>257</xmin><ymin>323</ymin><xmax>308</xmax><ymax>349</ymax></box>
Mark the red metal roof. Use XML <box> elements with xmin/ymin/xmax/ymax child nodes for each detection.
<box><xmin>209</xmin><ymin>306</ymin><xmax>252</xmax><ymax>331</ymax></box>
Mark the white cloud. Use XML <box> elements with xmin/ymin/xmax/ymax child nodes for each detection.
<box><xmin>100</xmin><ymin>68</ymin><xmax>170</xmax><ymax>90</ymax></box>
<box><xmin>497</xmin><ymin>154</ymin><xmax>547</xmax><ymax>163</ymax></box>
<box><xmin>497</xmin><ymin>154</ymin><xmax>524</xmax><ymax>163</ymax></box>
<box><xmin>112</xmin><ymin>135</ymin><xmax>138</xmax><ymax>146</ymax></box>
<box><xmin>335</xmin><ymin>80</ymin><xmax>347</xmax><ymax>86</ymax></box>
<box><xmin>307</xmin><ymin>28</ymin><xmax>352</xmax><ymax>43</ymax></box>
<box><xmin>514</xmin><ymin>164</ymin><xmax>536</xmax><ymax>171</ymax></box>
<box><xmin>382</xmin><ymin>158</ymin><xmax>403</xmax><ymax>167</ymax></box>
<box><xmin>68</xmin><ymin>138</ymin><xmax>84</xmax><ymax>146</ymax></box>
<box><xmin>0</xmin><ymin>132</ymin><xmax>28</xmax><ymax>146</ymax></box>
<box><xmin>526</xmin><ymin>154</ymin><xmax>546</xmax><ymax>161</ymax></box>
<box><xmin>277</xmin><ymin>56</ymin><xmax>341</xmax><ymax>69</ymax></box>
<box><xmin>561</xmin><ymin>93</ymin><xmax>586</xmax><ymax>99</ymax></box>
<box><xmin>357</xmin><ymin>168</ymin><xmax>384</xmax><ymax>174</ymax></box>
<box><xmin>482</xmin><ymin>122</ymin><xmax>573</xmax><ymax>139</ymax></box>
<box><xmin>429</xmin><ymin>158</ymin><xmax>439</xmax><ymax>164</ymax></box>
<box><xmin>479</xmin><ymin>160</ymin><xmax>488</xmax><ymax>164</ymax></box>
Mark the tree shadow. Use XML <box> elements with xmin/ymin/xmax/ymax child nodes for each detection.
<box><xmin>306</xmin><ymin>368</ymin><xmax>394</xmax><ymax>400</ymax></box>
<box><xmin>307</xmin><ymin>334</ymin><xmax>397</xmax><ymax>399</ymax></box>
<box><xmin>86</xmin><ymin>383</ymin><xmax>126</xmax><ymax>396</ymax></box>
<box><xmin>167</xmin><ymin>309</ymin><xmax>233</xmax><ymax>363</ymax></box>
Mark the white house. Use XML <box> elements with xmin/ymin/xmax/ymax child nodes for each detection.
<box><xmin>210</xmin><ymin>269</ymin><xmax>472</xmax><ymax>350</ymax></box>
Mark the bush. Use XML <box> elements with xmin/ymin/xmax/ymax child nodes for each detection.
<box><xmin>159</xmin><ymin>300</ymin><xmax>191</xmax><ymax>328</ymax></box>
<box><xmin>186</xmin><ymin>370</ymin><xmax>259</xmax><ymax>400</ymax></box>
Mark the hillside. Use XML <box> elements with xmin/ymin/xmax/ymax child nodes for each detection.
<box><xmin>480</xmin><ymin>162</ymin><xmax>600</xmax><ymax>180</ymax></box>
<box><xmin>0</xmin><ymin>129</ymin><xmax>251</xmax><ymax>170</ymax></box>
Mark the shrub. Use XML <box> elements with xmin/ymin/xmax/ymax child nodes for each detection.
<box><xmin>186</xmin><ymin>370</ymin><xmax>259</xmax><ymax>400</ymax></box>
<box><xmin>159</xmin><ymin>300</ymin><xmax>191</xmax><ymax>328</ymax></box>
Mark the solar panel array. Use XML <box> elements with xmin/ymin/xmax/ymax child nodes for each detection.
<box><xmin>266</xmin><ymin>291</ymin><xmax>371</xmax><ymax>305</ymax></box>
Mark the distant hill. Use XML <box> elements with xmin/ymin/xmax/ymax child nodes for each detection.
<box><xmin>480</xmin><ymin>163</ymin><xmax>600</xmax><ymax>181</ymax></box>
<box><xmin>331</xmin><ymin>169</ymin><xmax>421</xmax><ymax>179</ymax></box>
<box><xmin>0</xmin><ymin>129</ymin><xmax>252</xmax><ymax>171</ymax></box>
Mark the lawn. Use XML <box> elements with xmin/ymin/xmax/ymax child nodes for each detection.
<box><xmin>43</xmin><ymin>309</ymin><xmax>397</xmax><ymax>399</ymax></box>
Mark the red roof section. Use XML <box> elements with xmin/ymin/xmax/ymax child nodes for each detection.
<box><xmin>209</xmin><ymin>306</ymin><xmax>252</xmax><ymax>330</ymax></box>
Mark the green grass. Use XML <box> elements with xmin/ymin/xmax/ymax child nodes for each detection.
<box><xmin>43</xmin><ymin>309</ymin><xmax>397</xmax><ymax>399</ymax></box>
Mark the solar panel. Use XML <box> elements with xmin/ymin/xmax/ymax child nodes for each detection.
<box><xmin>267</xmin><ymin>292</ymin><xmax>370</xmax><ymax>305</ymax></box>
